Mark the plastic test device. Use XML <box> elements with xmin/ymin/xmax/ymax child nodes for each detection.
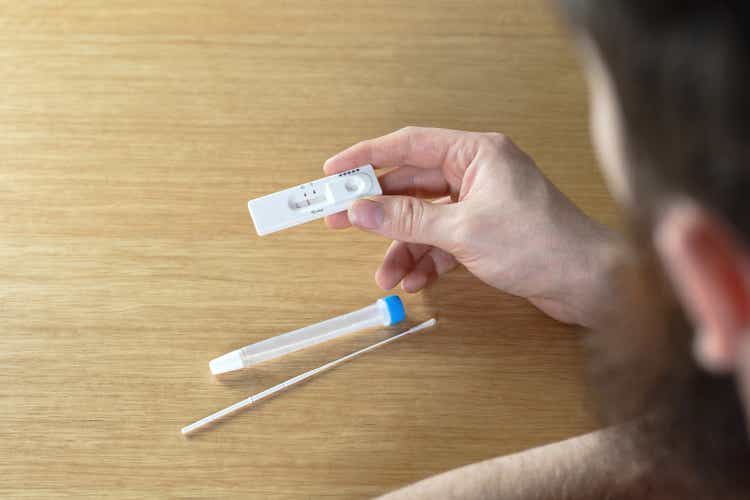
<box><xmin>247</xmin><ymin>164</ymin><xmax>382</xmax><ymax>236</ymax></box>
<box><xmin>209</xmin><ymin>295</ymin><xmax>406</xmax><ymax>375</ymax></box>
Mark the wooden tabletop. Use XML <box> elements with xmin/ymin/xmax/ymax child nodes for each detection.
<box><xmin>1</xmin><ymin>1</ymin><xmax>616</xmax><ymax>498</ymax></box>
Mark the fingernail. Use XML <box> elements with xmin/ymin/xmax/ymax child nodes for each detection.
<box><xmin>348</xmin><ymin>199</ymin><xmax>383</xmax><ymax>229</ymax></box>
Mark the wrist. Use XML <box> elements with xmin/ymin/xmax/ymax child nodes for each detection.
<box><xmin>527</xmin><ymin>217</ymin><xmax>619</xmax><ymax>328</ymax></box>
<box><xmin>567</xmin><ymin>221</ymin><xmax>621</xmax><ymax>329</ymax></box>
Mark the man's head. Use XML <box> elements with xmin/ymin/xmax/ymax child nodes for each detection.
<box><xmin>558</xmin><ymin>0</ymin><xmax>750</xmax><ymax>494</ymax></box>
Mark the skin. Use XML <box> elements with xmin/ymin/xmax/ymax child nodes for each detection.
<box><xmin>583</xmin><ymin>40</ymin><xmax>750</xmax><ymax>394</ymax></box>
<box><xmin>322</xmin><ymin>37</ymin><xmax>750</xmax><ymax>499</ymax></box>
<box><xmin>378</xmin><ymin>426</ymin><xmax>691</xmax><ymax>500</ymax></box>
<box><xmin>323</xmin><ymin>128</ymin><xmax>615</xmax><ymax>329</ymax></box>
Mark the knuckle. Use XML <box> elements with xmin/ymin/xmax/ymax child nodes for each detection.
<box><xmin>398</xmin><ymin>125</ymin><xmax>418</xmax><ymax>136</ymax></box>
<box><xmin>355</xmin><ymin>138</ymin><xmax>374</xmax><ymax>155</ymax></box>
<box><xmin>483</xmin><ymin>132</ymin><xmax>514</xmax><ymax>153</ymax></box>
<box><xmin>485</xmin><ymin>131</ymin><xmax>506</xmax><ymax>142</ymax></box>
<box><xmin>392</xmin><ymin>197</ymin><xmax>425</xmax><ymax>238</ymax></box>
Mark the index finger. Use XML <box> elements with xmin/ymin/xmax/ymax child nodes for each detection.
<box><xmin>322</xmin><ymin>126</ymin><xmax>479</xmax><ymax>178</ymax></box>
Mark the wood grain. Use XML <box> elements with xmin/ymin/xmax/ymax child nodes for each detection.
<box><xmin>0</xmin><ymin>1</ymin><xmax>616</xmax><ymax>498</ymax></box>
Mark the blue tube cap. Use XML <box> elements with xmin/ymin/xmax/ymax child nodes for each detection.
<box><xmin>379</xmin><ymin>295</ymin><xmax>406</xmax><ymax>325</ymax></box>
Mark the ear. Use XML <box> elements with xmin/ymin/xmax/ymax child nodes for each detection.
<box><xmin>654</xmin><ymin>201</ymin><xmax>750</xmax><ymax>373</ymax></box>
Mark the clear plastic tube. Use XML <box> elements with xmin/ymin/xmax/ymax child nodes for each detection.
<box><xmin>209</xmin><ymin>295</ymin><xmax>405</xmax><ymax>375</ymax></box>
<box><xmin>183</xmin><ymin>318</ymin><xmax>436</xmax><ymax>435</ymax></box>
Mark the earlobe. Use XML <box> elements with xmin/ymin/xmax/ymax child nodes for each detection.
<box><xmin>693</xmin><ymin>327</ymin><xmax>737</xmax><ymax>374</ymax></box>
<box><xmin>655</xmin><ymin>201</ymin><xmax>750</xmax><ymax>373</ymax></box>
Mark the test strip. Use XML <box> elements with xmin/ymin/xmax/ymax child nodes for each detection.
<box><xmin>248</xmin><ymin>164</ymin><xmax>382</xmax><ymax>236</ymax></box>
<box><xmin>181</xmin><ymin>318</ymin><xmax>437</xmax><ymax>435</ymax></box>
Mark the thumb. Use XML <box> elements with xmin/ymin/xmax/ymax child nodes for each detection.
<box><xmin>347</xmin><ymin>196</ymin><xmax>456</xmax><ymax>247</ymax></box>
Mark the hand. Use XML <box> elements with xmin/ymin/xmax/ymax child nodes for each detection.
<box><xmin>324</xmin><ymin>127</ymin><xmax>614</xmax><ymax>327</ymax></box>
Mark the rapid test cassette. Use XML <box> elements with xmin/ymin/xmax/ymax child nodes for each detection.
<box><xmin>248</xmin><ymin>165</ymin><xmax>382</xmax><ymax>236</ymax></box>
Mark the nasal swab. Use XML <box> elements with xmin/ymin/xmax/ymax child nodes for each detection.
<box><xmin>182</xmin><ymin>318</ymin><xmax>437</xmax><ymax>435</ymax></box>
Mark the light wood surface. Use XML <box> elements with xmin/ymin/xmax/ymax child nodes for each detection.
<box><xmin>1</xmin><ymin>1</ymin><xmax>617</xmax><ymax>498</ymax></box>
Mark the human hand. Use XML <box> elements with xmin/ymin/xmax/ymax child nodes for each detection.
<box><xmin>324</xmin><ymin>127</ymin><xmax>614</xmax><ymax>327</ymax></box>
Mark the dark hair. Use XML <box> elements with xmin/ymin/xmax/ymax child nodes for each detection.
<box><xmin>558</xmin><ymin>1</ymin><xmax>750</xmax><ymax>495</ymax></box>
<box><xmin>560</xmin><ymin>1</ymin><xmax>750</xmax><ymax>237</ymax></box>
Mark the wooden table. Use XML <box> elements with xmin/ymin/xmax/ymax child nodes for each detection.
<box><xmin>1</xmin><ymin>1</ymin><xmax>616</xmax><ymax>497</ymax></box>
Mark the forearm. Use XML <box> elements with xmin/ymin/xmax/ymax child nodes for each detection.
<box><xmin>377</xmin><ymin>427</ymin><xmax>658</xmax><ymax>500</ymax></box>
